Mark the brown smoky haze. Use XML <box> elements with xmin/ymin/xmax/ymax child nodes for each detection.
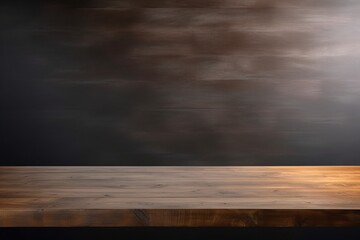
<box><xmin>2</xmin><ymin>0</ymin><xmax>360</xmax><ymax>166</ymax></box>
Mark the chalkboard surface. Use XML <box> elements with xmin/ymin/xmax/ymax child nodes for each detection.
<box><xmin>1</xmin><ymin>0</ymin><xmax>360</xmax><ymax>165</ymax></box>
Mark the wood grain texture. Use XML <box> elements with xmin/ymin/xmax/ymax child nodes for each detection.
<box><xmin>1</xmin><ymin>166</ymin><xmax>360</xmax><ymax>227</ymax></box>
<box><xmin>2</xmin><ymin>1</ymin><xmax>360</xmax><ymax>165</ymax></box>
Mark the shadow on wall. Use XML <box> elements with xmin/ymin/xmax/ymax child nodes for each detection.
<box><xmin>1</xmin><ymin>0</ymin><xmax>360</xmax><ymax>165</ymax></box>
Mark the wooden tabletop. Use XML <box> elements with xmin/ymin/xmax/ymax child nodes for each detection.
<box><xmin>1</xmin><ymin>166</ymin><xmax>360</xmax><ymax>227</ymax></box>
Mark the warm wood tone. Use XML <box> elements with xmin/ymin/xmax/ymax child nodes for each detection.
<box><xmin>1</xmin><ymin>166</ymin><xmax>360</xmax><ymax>227</ymax></box>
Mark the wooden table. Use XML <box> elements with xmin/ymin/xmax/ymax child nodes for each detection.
<box><xmin>1</xmin><ymin>166</ymin><xmax>360</xmax><ymax>227</ymax></box>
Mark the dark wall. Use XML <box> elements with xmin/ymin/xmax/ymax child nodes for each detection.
<box><xmin>2</xmin><ymin>0</ymin><xmax>360</xmax><ymax>165</ymax></box>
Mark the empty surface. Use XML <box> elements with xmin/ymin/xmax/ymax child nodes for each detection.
<box><xmin>2</xmin><ymin>1</ymin><xmax>360</xmax><ymax>165</ymax></box>
<box><xmin>1</xmin><ymin>166</ymin><xmax>360</xmax><ymax>227</ymax></box>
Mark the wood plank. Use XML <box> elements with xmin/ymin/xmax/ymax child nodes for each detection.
<box><xmin>1</xmin><ymin>167</ymin><xmax>360</xmax><ymax>227</ymax></box>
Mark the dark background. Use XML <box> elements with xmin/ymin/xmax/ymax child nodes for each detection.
<box><xmin>1</xmin><ymin>227</ymin><xmax>360</xmax><ymax>240</ymax></box>
<box><xmin>2</xmin><ymin>0</ymin><xmax>360</xmax><ymax>239</ymax></box>
<box><xmin>2</xmin><ymin>0</ymin><xmax>360</xmax><ymax>166</ymax></box>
